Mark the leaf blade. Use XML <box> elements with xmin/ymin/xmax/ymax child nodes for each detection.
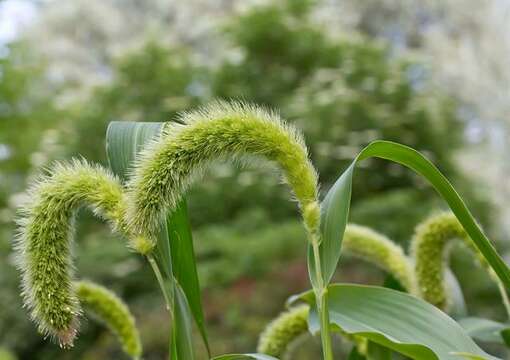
<box><xmin>316</xmin><ymin>140</ymin><xmax>510</xmax><ymax>290</ymax></box>
<box><xmin>294</xmin><ymin>284</ymin><xmax>500</xmax><ymax>360</ymax></box>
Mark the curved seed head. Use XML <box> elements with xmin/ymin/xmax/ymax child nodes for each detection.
<box><xmin>411</xmin><ymin>212</ymin><xmax>488</xmax><ymax>310</ymax></box>
<box><xmin>14</xmin><ymin>160</ymin><xmax>126</xmax><ymax>346</ymax></box>
<box><xmin>75</xmin><ymin>281</ymin><xmax>142</xmax><ymax>359</ymax></box>
<box><xmin>126</xmin><ymin>101</ymin><xmax>320</xmax><ymax>248</ymax></box>
<box><xmin>343</xmin><ymin>224</ymin><xmax>418</xmax><ymax>295</ymax></box>
<box><xmin>257</xmin><ymin>305</ymin><xmax>309</xmax><ymax>357</ymax></box>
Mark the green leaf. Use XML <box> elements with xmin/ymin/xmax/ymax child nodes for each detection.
<box><xmin>458</xmin><ymin>317</ymin><xmax>509</xmax><ymax>344</ymax></box>
<box><xmin>106</xmin><ymin>121</ymin><xmax>209</xmax><ymax>357</ymax></box>
<box><xmin>308</xmin><ymin>162</ymin><xmax>354</xmax><ymax>288</ymax></box>
<box><xmin>294</xmin><ymin>284</ymin><xmax>500</xmax><ymax>360</ymax></box>
<box><xmin>106</xmin><ymin>121</ymin><xmax>165</xmax><ymax>179</ymax></box>
<box><xmin>313</xmin><ymin>140</ymin><xmax>510</xmax><ymax>291</ymax></box>
<box><xmin>106</xmin><ymin>121</ymin><xmax>175</xmax><ymax>298</ymax></box>
<box><xmin>211</xmin><ymin>354</ymin><xmax>279</xmax><ymax>360</ymax></box>
<box><xmin>171</xmin><ymin>282</ymin><xmax>195</xmax><ymax>360</ymax></box>
<box><xmin>167</xmin><ymin>200</ymin><xmax>210</xmax><ymax>355</ymax></box>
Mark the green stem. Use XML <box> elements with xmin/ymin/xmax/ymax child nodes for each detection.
<box><xmin>147</xmin><ymin>255</ymin><xmax>173</xmax><ymax>312</ymax></box>
<box><xmin>312</xmin><ymin>238</ymin><xmax>334</xmax><ymax>360</ymax></box>
<box><xmin>147</xmin><ymin>255</ymin><xmax>175</xmax><ymax>360</ymax></box>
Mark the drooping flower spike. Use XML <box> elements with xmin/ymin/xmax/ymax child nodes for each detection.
<box><xmin>257</xmin><ymin>305</ymin><xmax>309</xmax><ymax>357</ymax></box>
<box><xmin>14</xmin><ymin>160</ymin><xmax>129</xmax><ymax>347</ymax></box>
<box><xmin>126</xmin><ymin>101</ymin><xmax>321</xmax><ymax>246</ymax></box>
<box><xmin>75</xmin><ymin>281</ymin><xmax>142</xmax><ymax>359</ymax></box>
<box><xmin>257</xmin><ymin>303</ymin><xmax>367</xmax><ymax>358</ymax></box>
<box><xmin>343</xmin><ymin>224</ymin><xmax>418</xmax><ymax>295</ymax></box>
<box><xmin>411</xmin><ymin>212</ymin><xmax>492</xmax><ymax>310</ymax></box>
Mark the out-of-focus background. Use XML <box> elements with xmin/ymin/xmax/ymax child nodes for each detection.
<box><xmin>1</xmin><ymin>0</ymin><xmax>509</xmax><ymax>358</ymax></box>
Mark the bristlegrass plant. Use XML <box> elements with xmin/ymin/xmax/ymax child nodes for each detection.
<box><xmin>14</xmin><ymin>101</ymin><xmax>510</xmax><ymax>360</ymax></box>
<box><xmin>256</xmin><ymin>212</ymin><xmax>509</xmax><ymax>358</ymax></box>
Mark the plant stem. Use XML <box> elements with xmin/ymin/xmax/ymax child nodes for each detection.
<box><xmin>312</xmin><ymin>238</ymin><xmax>334</xmax><ymax>360</ymax></box>
<box><xmin>147</xmin><ymin>255</ymin><xmax>173</xmax><ymax>312</ymax></box>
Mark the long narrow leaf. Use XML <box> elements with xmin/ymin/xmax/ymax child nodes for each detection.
<box><xmin>312</xmin><ymin>140</ymin><xmax>510</xmax><ymax>290</ymax></box>
<box><xmin>167</xmin><ymin>200</ymin><xmax>210</xmax><ymax>355</ymax></box>
<box><xmin>171</xmin><ymin>283</ymin><xmax>195</xmax><ymax>360</ymax></box>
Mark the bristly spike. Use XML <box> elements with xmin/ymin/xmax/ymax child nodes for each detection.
<box><xmin>343</xmin><ymin>224</ymin><xmax>418</xmax><ymax>295</ymax></box>
<box><xmin>257</xmin><ymin>305</ymin><xmax>309</xmax><ymax>357</ymax></box>
<box><xmin>126</xmin><ymin>101</ymin><xmax>320</xmax><ymax>248</ymax></box>
<box><xmin>14</xmin><ymin>160</ymin><xmax>128</xmax><ymax>344</ymax></box>
<box><xmin>75</xmin><ymin>280</ymin><xmax>142</xmax><ymax>359</ymax></box>
<box><xmin>411</xmin><ymin>212</ymin><xmax>492</xmax><ymax>310</ymax></box>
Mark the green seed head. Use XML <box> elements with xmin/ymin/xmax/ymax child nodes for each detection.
<box><xmin>14</xmin><ymin>160</ymin><xmax>127</xmax><ymax>346</ymax></box>
<box><xmin>411</xmin><ymin>212</ymin><xmax>487</xmax><ymax>310</ymax></box>
<box><xmin>75</xmin><ymin>281</ymin><xmax>142</xmax><ymax>359</ymax></box>
<box><xmin>343</xmin><ymin>224</ymin><xmax>418</xmax><ymax>295</ymax></box>
<box><xmin>257</xmin><ymin>305</ymin><xmax>309</xmax><ymax>357</ymax></box>
<box><xmin>127</xmin><ymin>101</ymin><xmax>320</xmax><ymax>246</ymax></box>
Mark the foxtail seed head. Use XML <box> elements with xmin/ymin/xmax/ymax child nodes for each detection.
<box><xmin>75</xmin><ymin>281</ymin><xmax>142</xmax><ymax>359</ymax></box>
<box><xmin>411</xmin><ymin>212</ymin><xmax>488</xmax><ymax>310</ymax></box>
<box><xmin>257</xmin><ymin>305</ymin><xmax>309</xmax><ymax>357</ymax></box>
<box><xmin>343</xmin><ymin>224</ymin><xmax>418</xmax><ymax>295</ymax></box>
<box><xmin>126</xmin><ymin>101</ymin><xmax>320</xmax><ymax>245</ymax></box>
<box><xmin>14</xmin><ymin>160</ymin><xmax>127</xmax><ymax>346</ymax></box>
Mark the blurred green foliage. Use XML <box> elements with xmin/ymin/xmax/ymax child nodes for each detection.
<box><xmin>0</xmin><ymin>0</ymin><xmax>497</xmax><ymax>358</ymax></box>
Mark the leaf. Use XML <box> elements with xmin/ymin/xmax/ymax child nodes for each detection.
<box><xmin>308</xmin><ymin>163</ymin><xmax>354</xmax><ymax>288</ymax></box>
<box><xmin>312</xmin><ymin>140</ymin><xmax>510</xmax><ymax>291</ymax></box>
<box><xmin>167</xmin><ymin>200</ymin><xmax>210</xmax><ymax>355</ymax></box>
<box><xmin>106</xmin><ymin>121</ymin><xmax>166</xmax><ymax>179</ymax></box>
<box><xmin>458</xmin><ymin>317</ymin><xmax>509</xmax><ymax>344</ymax></box>
<box><xmin>211</xmin><ymin>354</ymin><xmax>279</xmax><ymax>360</ymax></box>
<box><xmin>106</xmin><ymin>121</ymin><xmax>209</xmax><ymax>357</ymax></box>
<box><xmin>171</xmin><ymin>283</ymin><xmax>195</xmax><ymax>360</ymax></box>
<box><xmin>293</xmin><ymin>284</ymin><xmax>500</xmax><ymax>360</ymax></box>
<box><xmin>106</xmin><ymin>120</ymin><xmax>175</xmax><ymax>291</ymax></box>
